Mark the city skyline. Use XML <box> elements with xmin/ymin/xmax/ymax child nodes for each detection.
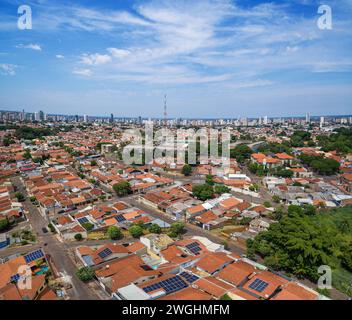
<box><xmin>2</xmin><ymin>108</ymin><xmax>352</xmax><ymax>119</ymax></box>
<box><xmin>0</xmin><ymin>0</ymin><xmax>351</xmax><ymax>117</ymax></box>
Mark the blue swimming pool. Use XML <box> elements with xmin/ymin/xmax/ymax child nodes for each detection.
<box><xmin>35</xmin><ymin>265</ymin><xmax>49</xmax><ymax>275</ymax></box>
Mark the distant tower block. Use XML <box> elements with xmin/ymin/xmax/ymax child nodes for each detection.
<box><xmin>163</xmin><ymin>94</ymin><xmax>167</xmax><ymax>127</ymax></box>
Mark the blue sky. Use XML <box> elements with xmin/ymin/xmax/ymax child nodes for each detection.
<box><xmin>0</xmin><ymin>0</ymin><xmax>351</xmax><ymax>118</ymax></box>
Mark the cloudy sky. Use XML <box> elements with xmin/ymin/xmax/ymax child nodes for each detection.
<box><xmin>0</xmin><ymin>0</ymin><xmax>351</xmax><ymax>118</ymax></box>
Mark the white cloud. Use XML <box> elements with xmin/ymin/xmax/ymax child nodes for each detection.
<box><xmin>227</xmin><ymin>79</ymin><xmax>274</xmax><ymax>90</ymax></box>
<box><xmin>0</xmin><ymin>63</ymin><xmax>16</xmax><ymax>76</ymax></box>
<box><xmin>5</xmin><ymin>0</ymin><xmax>351</xmax><ymax>89</ymax></box>
<box><xmin>107</xmin><ymin>48</ymin><xmax>131</xmax><ymax>59</ymax></box>
<box><xmin>73</xmin><ymin>68</ymin><xmax>92</xmax><ymax>76</ymax></box>
<box><xmin>16</xmin><ymin>43</ymin><xmax>42</xmax><ymax>51</ymax></box>
<box><xmin>56</xmin><ymin>54</ymin><xmax>65</xmax><ymax>59</ymax></box>
<box><xmin>80</xmin><ymin>53</ymin><xmax>111</xmax><ymax>65</ymax></box>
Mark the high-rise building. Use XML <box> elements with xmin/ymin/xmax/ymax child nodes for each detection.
<box><xmin>263</xmin><ymin>116</ymin><xmax>268</xmax><ymax>125</ymax></box>
<box><xmin>39</xmin><ymin>110</ymin><xmax>44</xmax><ymax>121</ymax></box>
<box><xmin>84</xmin><ymin>114</ymin><xmax>88</xmax><ymax>123</ymax></box>
<box><xmin>34</xmin><ymin>112</ymin><xmax>40</xmax><ymax>121</ymax></box>
<box><xmin>305</xmin><ymin>113</ymin><xmax>310</xmax><ymax>123</ymax></box>
<box><xmin>320</xmin><ymin>116</ymin><xmax>325</xmax><ymax>129</ymax></box>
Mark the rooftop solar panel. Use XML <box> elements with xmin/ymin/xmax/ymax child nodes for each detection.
<box><xmin>78</xmin><ymin>217</ymin><xmax>89</xmax><ymax>224</ymax></box>
<box><xmin>114</xmin><ymin>215</ymin><xmax>126</xmax><ymax>222</ymax></box>
<box><xmin>10</xmin><ymin>274</ymin><xmax>20</xmax><ymax>283</ymax></box>
<box><xmin>98</xmin><ymin>248</ymin><xmax>113</xmax><ymax>259</ymax></box>
<box><xmin>186</xmin><ymin>242</ymin><xmax>201</xmax><ymax>255</ymax></box>
<box><xmin>249</xmin><ymin>278</ymin><xmax>269</xmax><ymax>293</ymax></box>
<box><xmin>143</xmin><ymin>275</ymin><xmax>188</xmax><ymax>294</ymax></box>
<box><xmin>24</xmin><ymin>249</ymin><xmax>44</xmax><ymax>263</ymax></box>
<box><xmin>180</xmin><ymin>272</ymin><xmax>199</xmax><ymax>283</ymax></box>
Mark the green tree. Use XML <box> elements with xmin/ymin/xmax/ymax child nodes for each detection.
<box><xmin>205</xmin><ymin>174</ymin><xmax>214</xmax><ymax>186</ymax></box>
<box><xmin>248</xmin><ymin>206</ymin><xmax>352</xmax><ymax>283</ymax></box>
<box><xmin>214</xmin><ymin>185</ymin><xmax>230</xmax><ymax>195</ymax></box>
<box><xmin>76</xmin><ymin>267</ymin><xmax>94</xmax><ymax>282</ymax></box>
<box><xmin>129</xmin><ymin>225</ymin><xmax>143</xmax><ymax>238</ymax></box>
<box><xmin>82</xmin><ymin>222</ymin><xmax>94</xmax><ymax>232</ymax></box>
<box><xmin>249</xmin><ymin>183</ymin><xmax>259</xmax><ymax>192</ymax></box>
<box><xmin>299</xmin><ymin>154</ymin><xmax>340</xmax><ymax>176</ymax></box>
<box><xmin>230</xmin><ymin>144</ymin><xmax>253</xmax><ymax>163</ymax></box>
<box><xmin>170</xmin><ymin>222</ymin><xmax>185</xmax><ymax>236</ymax></box>
<box><xmin>0</xmin><ymin>218</ymin><xmax>9</xmax><ymax>231</ymax></box>
<box><xmin>113</xmin><ymin>181</ymin><xmax>132</xmax><ymax>197</ymax></box>
<box><xmin>263</xmin><ymin>201</ymin><xmax>272</xmax><ymax>208</ymax></box>
<box><xmin>181</xmin><ymin>164</ymin><xmax>192</xmax><ymax>176</ymax></box>
<box><xmin>272</xmin><ymin>195</ymin><xmax>281</xmax><ymax>203</ymax></box>
<box><xmin>74</xmin><ymin>233</ymin><xmax>83</xmax><ymax>241</ymax></box>
<box><xmin>107</xmin><ymin>226</ymin><xmax>123</xmax><ymax>240</ymax></box>
<box><xmin>15</xmin><ymin>192</ymin><xmax>25</xmax><ymax>202</ymax></box>
<box><xmin>48</xmin><ymin>223</ymin><xmax>55</xmax><ymax>233</ymax></box>
<box><xmin>23</xmin><ymin>149</ymin><xmax>32</xmax><ymax>160</ymax></box>
<box><xmin>148</xmin><ymin>224</ymin><xmax>162</xmax><ymax>234</ymax></box>
<box><xmin>192</xmin><ymin>184</ymin><xmax>214</xmax><ymax>201</ymax></box>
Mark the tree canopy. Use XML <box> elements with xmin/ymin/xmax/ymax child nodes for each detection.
<box><xmin>230</xmin><ymin>144</ymin><xmax>253</xmax><ymax>163</ymax></box>
<box><xmin>148</xmin><ymin>223</ymin><xmax>162</xmax><ymax>234</ymax></box>
<box><xmin>76</xmin><ymin>267</ymin><xmax>94</xmax><ymax>282</ymax></box>
<box><xmin>247</xmin><ymin>205</ymin><xmax>352</xmax><ymax>294</ymax></box>
<box><xmin>129</xmin><ymin>225</ymin><xmax>144</xmax><ymax>238</ymax></box>
<box><xmin>181</xmin><ymin>164</ymin><xmax>192</xmax><ymax>176</ymax></box>
<box><xmin>299</xmin><ymin>154</ymin><xmax>340</xmax><ymax>175</ymax></box>
<box><xmin>192</xmin><ymin>184</ymin><xmax>214</xmax><ymax>201</ymax></box>
<box><xmin>107</xmin><ymin>226</ymin><xmax>123</xmax><ymax>240</ymax></box>
<box><xmin>113</xmin><ymin>181</ymin><xmax>132</xmax><ymax>197</ymax></box>
<box><xmin>0</xmin><ymin>218</ymin><xmax>9</xmax><ymax>231</ymax></box>
<box><xmin>317</xmin><ymin>128</ymin><xmax>352</xmax><ymax>154</ymax></box>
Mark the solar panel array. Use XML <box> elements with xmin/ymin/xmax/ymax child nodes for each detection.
<box><xmin>10</xmin><ymin>274</ymin><xmax>20</xmax><ymax>283</ymax></box>
<box><xmin>249</xmin><ymin>278</ymin><xmax>269</xmax><ymax>293</ymax></box>
<box><xmin>143</xmin><ymin>275</ymin><xmax>188</xmax><ymax>294</ymax></box>
<box><xmin>24</xmin><ymin>249</ymin><xmax>44</xmax><ymax>263</ymax></box>
<box><xmin>180</xmin><ymin>271</ymin><xmax>199</xmax><ymax>283</ymax></box>
<box><xmin>77</xmin><ymin>217</ymin><xmax>89</xmax><ymax>224</ymax></box>
<box><xmin>114</xmin><ymin>215</ymin><xmax>126</xmax><ymax>222</ymax></box>
<box><xmin>98</xmin><ymin>248</ymin><xmax>113</xmax><ymax>259</ymax></box>
<box><xmin>185</xmin><ymin>242</ymin><xmax>201</xmax><ymax>255</ymax></box>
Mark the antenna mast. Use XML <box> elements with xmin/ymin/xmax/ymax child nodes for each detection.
<box><xmin>163</xmin><ymin>94</ymin><xmax>167</xmax><ymax>127</ymax></box>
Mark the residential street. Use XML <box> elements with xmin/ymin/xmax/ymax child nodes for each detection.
<box><xmin>9</xmin><ymin>176</ymin><xmax>98</xmax><ymax>300</ymax></box>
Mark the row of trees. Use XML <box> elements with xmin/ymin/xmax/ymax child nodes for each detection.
<box><xmin>248</xmin><ymin>163</ymin><xmax>294</xmax><ymax>178</ymax></box>
<box><xmin>257</xmin><ymin>142</ymin><xmax>292</xmax><ymax>155</ymax></box>
<box><xmin>299</xmin><ymin>154</ymin><xmax>340</xmax><ymax>175</ymax></box>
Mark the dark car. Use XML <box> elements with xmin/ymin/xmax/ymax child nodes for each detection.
<box><xmin>42</xmin><ymin>227</ymin><xmax>48</xmax><ymax>234</ymax></box>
